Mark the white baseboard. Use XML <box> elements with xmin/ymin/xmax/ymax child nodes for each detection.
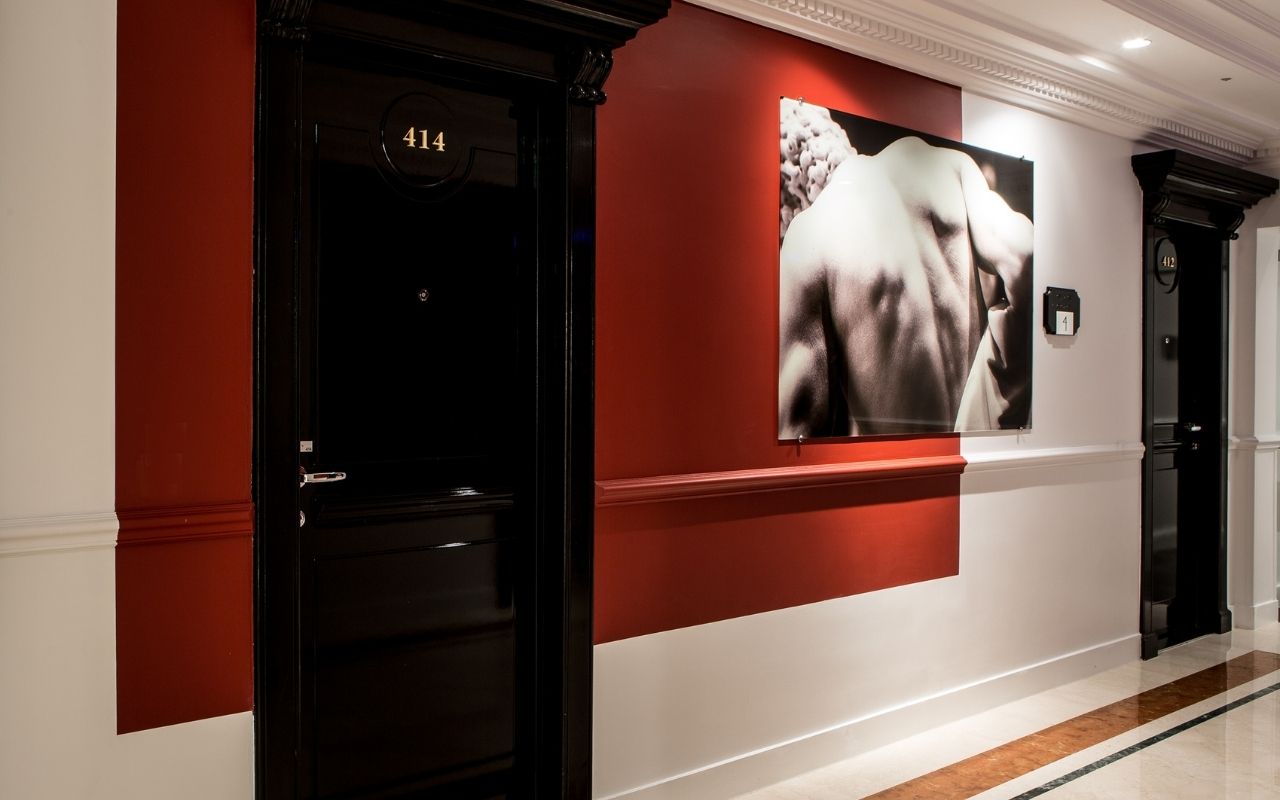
<box><xmin>1235</xmin><ymin>599</ymin><xmax>1280</xmax><ymax>629</ymax></box>
<box><xmin>598</xmin><ymin>634</ymin><xmax>1140</xmax><ymax>800</ymax></box>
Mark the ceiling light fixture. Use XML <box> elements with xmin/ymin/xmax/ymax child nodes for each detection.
<box><xmin>1122</xmin><ymin>37</ymin><xmax>1151</xmax><ymax>49</ymax></box>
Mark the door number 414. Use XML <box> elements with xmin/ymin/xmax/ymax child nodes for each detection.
<box><xmin>402</xmin><ymin>127</ymin><xmax>446</xmax><ymax>152</ymax></box>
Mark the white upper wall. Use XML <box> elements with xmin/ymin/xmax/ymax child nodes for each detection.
<box><xmin>960</xmin><ymin>93</ymin><xmax>1143</xmax><ymax>454</ymax></box>
<box><xmin>0</xmin><ymin>0</ymin><xmax>116</xmax><ymax>521</ymax></box>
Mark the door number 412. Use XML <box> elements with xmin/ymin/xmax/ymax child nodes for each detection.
<box><xmin>403</xmin><ymin>127</ymin><xmax>446</xmax><ymax>152</ymax></box>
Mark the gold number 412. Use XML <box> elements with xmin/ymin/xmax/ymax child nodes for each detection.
<box><xmin>403</xmin><ymin>127</ymin><xmax>446</xmax><ymax>152</ymax></box>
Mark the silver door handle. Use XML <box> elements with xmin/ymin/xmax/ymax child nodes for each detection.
<box><xmin>1183</xmin><ymin>422</ymin><xmax>1202</xmax><ymax>433</ymax></box>
<box><xmin>300</xmin><ymin>470</ymin><xmax>347</xmax><ymax>487</ymax></box>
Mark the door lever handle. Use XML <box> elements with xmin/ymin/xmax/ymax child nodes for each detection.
<box><xmin>300</xmin><ymin>470</ymin><xmax>347</xmax><ymax>488</ymax></box>
<box><xmin>1182</xmin><ymin>422</ymin><xmax>1202</xmax><ymax>433</ymax></box>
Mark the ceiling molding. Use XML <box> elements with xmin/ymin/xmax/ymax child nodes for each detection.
<box><xmin>1204</xmin><ymin>0</ymin><xmax>1280</xmax><ymax>40</ymax></box>
<box><xmin>1102</xmin><ymin>0</ymin><xmax>1280</xmax><ymax>81</ymax></box>
<box><xmin>688</xmin><ymin>0</ymin><xmax>1267</xmax><ymax>163</ymax></box>
<box><xmin>1252</xmin><ymin>138</ymin><xmax>1280</xmax><ymax>175</ymax></box>
<box><xmin>915</xmin><ymin>0</ymin><xmax>1276</xmax><ymax>134</ymax></box>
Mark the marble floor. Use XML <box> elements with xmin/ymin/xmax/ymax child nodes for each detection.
<box><xmin>739</xmin><ymin>621</ymin><xmax>1280</xmax><ymax>799</ymax></box>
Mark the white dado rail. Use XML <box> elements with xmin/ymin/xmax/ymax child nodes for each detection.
<box><xmin>595</xmin><ymin>442</ymin><xmax>1145</xmax><ymax>506</ymax></box>
<box><xmin>963</xmin><ymin>442</ymin><xmax>1146</xmax><ymax>474</ymax></box>
<box><xmin>0</xmin><ymin>512</ymin><xmax>118</xmax><ymax>557</ymax></box>
<box><xmin>1232</xmin><ymin>433</ymin><xmax>1280</xmax><ymax>451</ymax></box>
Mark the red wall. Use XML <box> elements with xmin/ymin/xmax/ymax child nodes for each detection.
<box><xmin>115</xmin><ymin>0</ymin><xmax>256</xmax><ymax>733</ymax></box>
<box><xmin>595</xmin><ymin>2</ymin><xmax>964</xmax><ymax>643</ymax></box>
<box><xmin>111</xmin><ymin>0</ymin><xmax>966</xmax><ymax>726</ymax></box>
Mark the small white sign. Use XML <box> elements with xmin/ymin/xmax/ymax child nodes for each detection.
<box><xmin>1056</xmin><ymin>310</ymin><xmax>1075</xmax><ymax>336</ymax></box>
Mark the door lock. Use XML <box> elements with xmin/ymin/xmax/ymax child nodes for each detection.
<box><xmin>300</xmin><ymin>469</ymin><xmax>348</xmax><ymax>488</ymax></box>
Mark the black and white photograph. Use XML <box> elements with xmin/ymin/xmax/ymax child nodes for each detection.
<box><xmin>778</xmin><ymin>97</ymin><xmax>1034</xmax><ymax>438</ymax></box>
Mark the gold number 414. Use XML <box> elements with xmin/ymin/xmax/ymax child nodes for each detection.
<box><xmin>403</xmin><ymin>127</ymin><xmax>446</xmax><ymax>152</ymax></box>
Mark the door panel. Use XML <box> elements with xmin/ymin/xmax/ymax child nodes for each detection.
<box><xmin>298</xmin><ymin>58</ymin><xmax>530</xmax><ymax>798</ymax></box>
<box><xmin>310</xmin><ymin>67</ymin><xmax>521</xmax><ymax>484</ymax></box>
<box><xmin>313</xmin><ymin>538</ymin><xmax>516</xmax><ymax>797</ymax></box>
<box><xmin>1144</xmin><ymin>225</ymin><xmax>1223</xmax><ymax>653</ymax></box>
<box><xmin>1149</xmin><ymin>237</ymin><xmax>1180</xmax><ymax>640</ymax></box>
<box><xmin>257</xmin><ymin>4</ymin><xmax>668</xmax><ymax>796</ymax></box>
<box><xmin>1150</xmin><ymin>450</ymin><xmax>1176</xmax><ymax>633</ymax></box>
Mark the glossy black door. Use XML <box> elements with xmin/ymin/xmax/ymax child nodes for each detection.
<box><xmin>297</xmin><ymin>59</ymin><xmax>531</xmax><ymax>798</ymax></box>
<box><xmin>257</xmin><ymin>5</ymin><xmax>669</xmax><ymax>797</ymax></box>
<box><xmin>1145</xmin><ymin>226</ymin><xmax>1223</xmax><ymax>653</ymax></box>
<box><xmin>1134</xmin><ymin>150</ymin><xmax>1277</xmax><ymax>660</ymax></box>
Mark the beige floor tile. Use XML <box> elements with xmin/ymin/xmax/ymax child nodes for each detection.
<box><xmin>744</xmin><ymin>622</ymin><xmax>1280</xmax><ymax>800</ymax></box>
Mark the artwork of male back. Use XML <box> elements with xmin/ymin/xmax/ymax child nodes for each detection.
<box><xmin>778</xmin><ymin>98</ymin><xmax>1034</xmax><ymax>438</ymax></box>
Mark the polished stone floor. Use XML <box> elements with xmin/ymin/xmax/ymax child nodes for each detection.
<box><xmin>740</xmin><ymin>621</ymin><xmax>1280</xmax><ymax>799</ymax></box>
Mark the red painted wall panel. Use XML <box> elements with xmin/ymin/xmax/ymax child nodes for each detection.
<box><xmin>594</xmin><ymin>2</ymin><xmax>964</xmax><ymax>642</ymax></box>
<box><xmin>596</xmin><ymin>478</ymin><xmax>960</xmax><ymax>643</ymax></box>
<box><xmin>116</xmin><ymin>0</ymin><xmax>256</xmax><ymax>732</ymax></box>
<box><xmin>115</xmin><ymin>531</ymin><xmax>254</xmax><ymax>734</ymax></box>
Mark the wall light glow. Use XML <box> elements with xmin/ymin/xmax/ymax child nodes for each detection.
<box><xmin>1122</xmin><ymin>37</ymin><xmax>1151</xmax><ymax>49</ymax></box>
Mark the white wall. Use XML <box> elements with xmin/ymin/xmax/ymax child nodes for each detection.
<box><xmin>591</xmin><ymin>95</ymin><xmax>1144</xmax><ymax>799</ymax></box>
<box><xmin>959</xmin><ymin>95</ymin><xmax>1143</xmax><ymax>454</ymax></box>
<box><xmin>0</xmin><ymin>1</ymin><xmax>115</xmax><ymax>520</ymax></box>
<box><xmin>0</xmin><ymin>2</ymin><xmax>252</xmax><ymax>797</ymax></box>
<box><xmin>1231</xmin><ymin>160</ymin><xmax>1280</xmax><ymax>627</ymax></box>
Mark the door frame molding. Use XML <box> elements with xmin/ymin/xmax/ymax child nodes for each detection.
<box><xmin>1132</xmin><ymin>151</ymin><xmax>1277</xmax><ymax>659</ymax></box>
<box><xmin>252</xmin><ymin>2</ymin><xmax>669</xmax><ymax>796</ymax></box>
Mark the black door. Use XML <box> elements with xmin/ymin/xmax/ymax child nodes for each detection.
<box><xmin>256</xmin><ymin>4</ymin><xmax>669</xmax><ymax>797</ymax></box>
<box><xmin>1134</xmin><ymin>151</ymin><xmax>1276</xmax><ymax>660</ymax></box>
<box><xmin>1144</xmin><ymin>225</ymin><xmax>1227</xmax><ymax>654</ymax></box>
<box><xmin>292</xmin><ymin>55</ymin><xmax>534</xmax><ymax>798</ymax></box>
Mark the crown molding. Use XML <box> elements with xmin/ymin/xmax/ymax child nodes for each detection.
<box><xmin>688</xmin><ymin>0</ymin><xmax>1269</xmax><ymax>164</ymax></box>
<box><xmin>911</xmin><ymin>0</ymin><xmax>1280</xmax><ymax>136</ymax></box>
<box><xmin>1103</xmin><ymin>0</ymin><xmax>1280</xmax><ymax>82</ymax></box>
<box><xmin>1252</xmin><ymin>138</ymin><xmax>1280</xmax><ymax>175</ymax></box>
<box><xmin>1204</xmin><ymin>0</ymin><xmax>1280</xmax><ymax>39</ymax></box>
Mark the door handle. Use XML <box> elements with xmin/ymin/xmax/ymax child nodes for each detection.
<box><xmin>1182</xmin><ymin>422</ymin><xmax>1202</xmax><ymax>433</ymax></box>
<box><xmin>300</xmin><ymin>470</ymin><xmax>347</xmax><ymax>487</ymax></box>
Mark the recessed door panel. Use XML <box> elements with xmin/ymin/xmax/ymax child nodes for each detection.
<box><xmin>311</xmin><ymin>75</ymin><xmax>520</xmax><ymax>486</ymax></box>
<box><xmin>313</xmin><ymin>538</ymin><xmax>516</xmax><ymax>797</ymax></box>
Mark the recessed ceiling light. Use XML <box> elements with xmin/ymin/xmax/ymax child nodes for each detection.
<box><xmin>1122</xmin><ymin>37</ymin><xmax>1151</xmax><ymax>49</ymax></box>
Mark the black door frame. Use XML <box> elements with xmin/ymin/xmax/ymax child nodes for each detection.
<box><xmin>252</xmin><ymin>2</ymin><xmax>668</xmax><ymax>796</ymax></box>
<box><xmin>1132</xmin><ymin>151</ymin><xmax>1277</xmax><ymax>660</ymax></box>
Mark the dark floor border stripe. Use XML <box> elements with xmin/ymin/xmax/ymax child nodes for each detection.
<box><xmin>1012</xmin><ymin>680</ymin><xmax>1280</xmax><ymax>799</ymax></box>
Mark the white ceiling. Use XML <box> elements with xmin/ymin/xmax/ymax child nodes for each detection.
<box><xmin>689</xmin><ymin>0</ymin><xmax>1280</xmax><ymax>170</ymax></box>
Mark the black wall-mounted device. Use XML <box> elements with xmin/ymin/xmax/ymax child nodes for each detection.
<box><xmin>1043</xmin><ymin>286</ymin><xmax>1080</xmax><ymax>336</ymax></box>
